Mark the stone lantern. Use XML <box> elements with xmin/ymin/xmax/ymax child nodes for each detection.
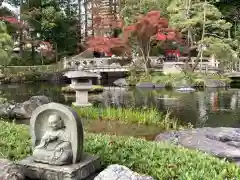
<box><xmin>64</xmin><ymin>70</ymin><xmax>101</xmax><ymax>107</ymax></box>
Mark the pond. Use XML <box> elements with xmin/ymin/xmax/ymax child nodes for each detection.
<box><xmin>2</xmin><ymin>82</ymin><xmax>240</xmax><ymax>138</ymax></box>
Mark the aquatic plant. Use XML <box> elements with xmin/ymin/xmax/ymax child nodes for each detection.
<box><xmin>74</xmin><ymin>106</ymin><xmax>181</xmax><ymax>130</ymax></box>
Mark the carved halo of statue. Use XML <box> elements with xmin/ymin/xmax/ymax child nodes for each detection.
<box><xmin>30</xmin><ymin>102</ymin><xmax>84</xmax><ymax>165</ymax></box>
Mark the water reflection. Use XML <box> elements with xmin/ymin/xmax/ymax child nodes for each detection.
<box><xmin>1</xmin><ymin>83</ymin><xmax>240</xmax><ymax>128</ymax></box>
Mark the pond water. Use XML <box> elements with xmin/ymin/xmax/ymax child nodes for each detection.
<box><xmin>2</xmin><ymin>82</ymin><xmax>240</xmax><ymax>138</ymax></box>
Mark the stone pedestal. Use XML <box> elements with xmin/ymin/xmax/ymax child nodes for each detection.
<box><xmin>18</xmin><ymin>154</ymin><xmax>100</xmax><ymax>180</ymax></box>
<box><xmin>70</xmin><ymin>84</ymin><xmax>92</xmax><ymax>107</ymax></box>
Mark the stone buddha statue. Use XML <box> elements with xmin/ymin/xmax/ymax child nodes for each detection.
<box><xmin>32</xmin><ymin>114</ymin><xmax>73</xmax><ymax>165</ymax></box>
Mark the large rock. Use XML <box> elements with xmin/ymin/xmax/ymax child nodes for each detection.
<box><xmin>155</xmin><ymin>127</ymin><xmax>240</xmax><ymax>165</ymax></box>
<box><xmin>136</xmin><ymin>82</ymin><xmax>155</xmax><ymax>88</ymax></box>
<box><xmin>113</xmin><ymin>78</ymin><xmax>128</xmax><ymax>87</ymax></box>
<box><xmin>94</xmin><ymin>164</ymin><xmax>153</xmax><ymax>180</ymax></box>
<box><xmin>0</xmin><ymin>95</ymin><xmax>51</xmax><ymax>119</ymax></box>
<box><xmin>0</xmin><ymin>159</ymin><xmax>24</xmax><ymax>180</ymax></box>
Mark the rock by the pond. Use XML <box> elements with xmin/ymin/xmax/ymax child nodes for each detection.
<box><xmin>155</xmin><ymin>127</ymin><xmax>240</xmax><ymax>165</ymax></box>
<box><xmin>136</xmin><ymin>82</ymin><xmax>155</xmax><ymax>88</ymax></box>
<box><xmin>0</xmin><ymin>159</ymin><xmax>24</xmax><ymax>180</ymax></box>
<box><xmin>113</xmin><ymin>78</ymin><xmax>128</xmax><ymax>87</ymax></box>
<box><xmin>0</xmin><ymin>95</ymin><xmax>51</xmax><ymax>119</ymax></box>
<box><xmin>154</xmin><ymin>84</ymin><xmax>165</xmax><ymax>88</ymax></box>
<box><xmin>94</xmin><ymin>164</ymin><xmax>153</xmax><ymax>180</ymax></box>
<box><xmin>205</xmin><ymin>79</ymin><xmax>228</xmax><ymax>88</ymax></box>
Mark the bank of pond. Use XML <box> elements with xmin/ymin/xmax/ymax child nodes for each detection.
<box><xmin>1</xmin><ymin>121</ymin><xmax>240</xmax><ymax>179</ymax></box>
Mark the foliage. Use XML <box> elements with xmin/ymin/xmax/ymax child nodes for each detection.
<box><xmin>9</xmin><ymin>51</ymin><xmax>55</xmax><ymax>66</ymax></box>
<box><xmin>1</xmin><ymin>121</ymin><xmax>240</xmax><ymax>179</ymax></box>
<box><xmin>3</xmin><ymin>64</ymin><xmax>62</xmax><ymax>75</ymax></box>
<box><xmin>153</xmin><ymin>72</ymin><xmax>231</xmax><ymax>87</ymax></box>
<box><xmin>87</xmin><ymin>11</ymin><xmax>179</xmax><ymax>74</ymax></box>
<box><xmin>124</xmin><ymin>11</ymin><xmax>179</xmax><ymax>74</ymax></box>
<box><xmin>121</xmin><ymin>0</ymin><xmax>172</xmax><ymax>25</ymax></box>
<box><xmin>128</xmin><ymin>69</ymin><xmax>231</xmax><ymax>87</ymax></box>
<box><xmin>74</xmin><ymin>106</ymin><xmax>180</xmax><ymax>130</ymax></box>
<box><xmin>86</xmin><ymin>36</ymin><xmax>131</xmax><ymax>57</ymax></box>
<box><xmin>0</xmin><ymin>21</ymin><xmax>12</xmax><ymax>66</ymax></box>
<box><xmin>0</xmin><ymin>121</ymin><xmax>31</xmax><ymax>160</ymax></box>
<box><xmin>167</xmin><ymin>0</ymin><xmax>237</xmax><ymax>72</ymax></box>
<box><xmin>2</xmin><ymin>0</ymin><xmax>79</xmax><ymax>61</ymax></box>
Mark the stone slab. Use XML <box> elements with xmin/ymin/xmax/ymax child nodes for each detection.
<box><xmin>18</xmin><ymin>153</ymin><xmax>100</xmax><ymax>180</ymax></box>
<box><xmin>94</xmin><ymin>164</ymin><xmax>153</xmax><ymax>180</ymax></box>
<box><xmin>154</xmin><ymin>127</ymin><xmax>240</xmax><ymax>165</ymax></box>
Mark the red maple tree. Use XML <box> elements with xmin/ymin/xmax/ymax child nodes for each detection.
<box><xmin>86</xmin><ymin>11</ymin><xmax>181</xmax><ymax>70</ymax></box>
<box><xmin>123</xmin><ymin>11</ymin><xmax>181</xmax><ymax>72</ymax></box>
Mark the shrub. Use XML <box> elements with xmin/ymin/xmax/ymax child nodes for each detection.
<box><xmin>0</xmin><ymin>121</ymin><xmax>240</xmax><ymax>179</ymax></box>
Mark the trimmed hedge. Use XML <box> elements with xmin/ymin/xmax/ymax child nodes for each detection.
<box><xmin>0</xmin><ymin>121</ymin><xmax>240</xmax><ymax>179</ymax></box>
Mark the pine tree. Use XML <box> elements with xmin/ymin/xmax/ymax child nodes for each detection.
<box><xmin>167</xmin><ymin>0</ymin><xmax>237</xmax><ymax>72</ymax></box>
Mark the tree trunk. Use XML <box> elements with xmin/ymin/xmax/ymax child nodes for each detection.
<box><xmin>78</xmin><ymin>0</ymin><xmax>82</xmax><ymax>44</ymax></box>
<box><xmin>19</xmin><ymin>0</ymin><xmax>24</xmax><ymax>58</ymax></box>
<box><xmin>191</xmin><ymin>51</ymin><xmax>201</xmax><ymax>72</ymax></box>
<box><xmin>84</xmin><ymin>0</ymin><xmax>88</xmax><ymax>38</ymax></box>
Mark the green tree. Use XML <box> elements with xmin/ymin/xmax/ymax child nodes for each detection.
<box><xmin>167</xmin><ymin>0</ymin><xmax>237</xmax><ymax>72</ymax></box>
<box><xmin>0</xmin><ymin>21</ymin><xmax>13</xmax><ymax>67</ymax></box>
<box><xmin>121</xmin><ymin>0</ymin><xmax>172</xmax><ymax>25</ymax></box>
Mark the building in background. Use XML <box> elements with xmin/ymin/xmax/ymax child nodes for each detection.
<box><xmin>79</xmin><ymin>0</ymin><xmax>121</xmax><ymax>39</ymax></box>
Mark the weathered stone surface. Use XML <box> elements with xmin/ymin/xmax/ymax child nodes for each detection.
<box><xmin>94</xmin><ymin>164</ymin><xmax>153</xmax><ymax>180</ymax></box>
<box><xmin>30</xmin><ymin>102</ymin><xmax>84</xmax><ymax>165</ymax></box>
<box><xmin>154</xmin><ymin>84</ymin><xmax>165</xmax><ymax>88</ymax></box>
<box><xmin>136</xmin><ymin>82</ymin><xmax>155</xmax><ymax>88</ymax></box>
<box><xmin>113</xmin><ymin>78</ymin><xmax>128</xmax><ymax>87</ymax></box>
<box><xmin>18</xmin><ymin>102</ymin><xmax>100</xmax><ymax>180</ymax></box>
<box><xmin>64</xmin><ymin>70</ymin><xmax>100</xmax><ymax>107</ymax></box>
<box><xmin>155</xmin><ymin>127</ymin><xmax>240</xmax><ymax>164</ymax></box>
<box><xmin>0</xmin><ymin>159</ymin><xmax>24</xmax><ymax>180</ymax></box>
<box><xmin>205</xmin><ymin>79</ymin><xmax>228</xmax><ymax>88</ymax></box>
<box><xmin>19</xmin><ymin>154</ymin><xmax>100</xmax><ymax>180</ymax></box>
<box><xmin>0</xmin><ymin>95</ymin><xmax>51</xmax><ymax>119</ymax></box>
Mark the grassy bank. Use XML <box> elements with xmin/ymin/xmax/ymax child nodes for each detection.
<box><xmin>74</xmin><ymin>107</ymin><xmax>182</xmax><ymax>130</ymax></box>
<box><xmin>0</xmin><ymin>121</ymin><xmax>240</xmax><ymax>179</ymax></box>
<box><xmin>62</xmin><ymin>85</ymin><xmax>104</xmax><ymax>94</ymax></box>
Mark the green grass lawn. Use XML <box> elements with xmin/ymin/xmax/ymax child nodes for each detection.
<box><xmin>0</xmin><ymin>121</ymin><xmax>240</xmax><ymax>179</ymax></box>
